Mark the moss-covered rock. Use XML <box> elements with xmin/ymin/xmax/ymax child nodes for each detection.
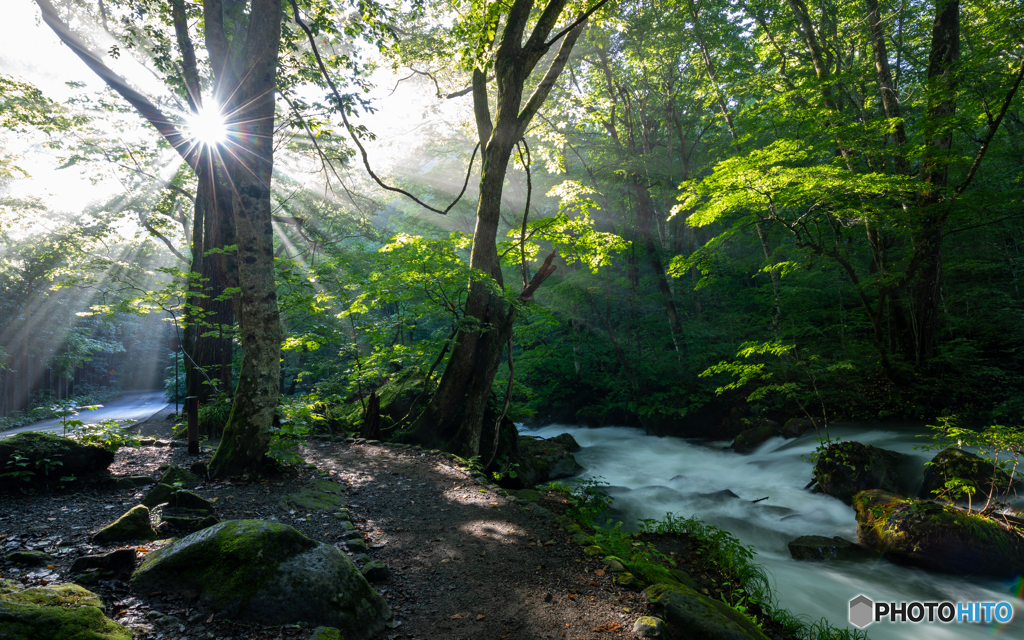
<box><xmin>141</xmin><ymin>483</ymin><xmax>213</xmax><ymax>511</ymax></box>
<box><xmin>517</xmin><ymin>434</ymin><xmax>584</xmax><ymax>486</ymax></box>
<box><xmin>158</xmin><ymin>464</ymin><xmax>202</xmax><ymax>489</ymax></box>
<box><xmin>159</xmin><ymin>508</ymin><xmax>219</xmax><ymax>534</ymax></box>
<box><xmin>644</xmin><ymin>583</ymin><xmax>771</xmax><ymax>640</ymax></box>
<box><xmin>853</xmin><ymin>490</ymin><xmax>1024</xmax><ymax>577</ymax></box>
<box><xmin>0</xmin><ymin>579</ymin><xmax>130</xmax><ymax>640</ymax></box>
<box><xmin>93</xmin><ymin>505</ymin><xmax>157</xmax><ymax>543</ymax></box>
<box><xmin>130</xmin><ymin>520</ymin><xmax>390</xmax><ymax>638</ymax></box>
<box><xmin>781</xmin><ymin>418</ymin><xmax>820</xmax><ymax>439</ymax></box>
<box><xmin>70</xmin><ymin>549</ymin><xmax>136</xmax><ymax>576</ymax></box>
<box><xmin>731</xmin><ymin>422</ymin><xmax>781</xmax><ymax>453</ymax></box>
<box><xmin>633</xmin><ymin>616</ymin><xmax>667</xmax><ymax>639</ymax></box>
<box><xmin>310</xmin><ymin>628</ymin><xmax>343</xmax><ymax>640</ymax></box>
<box><xmin>0</xmin><ymin>432</ymin><xmax>114</xmax><ymax>490</ymax></box>
<box><xmin>920</xmin><ymin>448</ymin><xmax>1014</xmax><ymax>500</ymax></box>
<box><xmin>812</xmin><ymin>441</ymin><xmax>905</xmax><ymax>504</ymax></box>
<box><xmin>5</xmin><ymin>551</ymin><xmax>51</xmax><ymax>566</ymax></box>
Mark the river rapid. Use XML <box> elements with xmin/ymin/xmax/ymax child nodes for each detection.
<box><xmin>522</xmin><ymin>422</ymin><xmax>1022</xmax><ymax>639</ymax></box>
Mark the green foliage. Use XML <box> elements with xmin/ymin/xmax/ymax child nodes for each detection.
<box><xmin>917</xmin><ymin>416</ymin><xmax>1024</xmax><ymax>512</ymax></box>
<box><xmin>69</xmin><ymin>419</ymin><xmax>139</xmax><ymax>452</ymax></box>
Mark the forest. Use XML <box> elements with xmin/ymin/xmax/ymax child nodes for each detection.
<box><xmin>4</xmin><ymin>0</ymin><xmax>1023</xmax><ymax>460</ymax></box>
<box><xmin>1</xmin><ymin>0</ymin><xmax>1023</xmax><ymax>638</ymax></box>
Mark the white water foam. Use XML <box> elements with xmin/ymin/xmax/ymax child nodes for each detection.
<box><xmin>523</xmin><ymin>423</ymin><xmax>1022</xmax><ymax>639</ymax></box>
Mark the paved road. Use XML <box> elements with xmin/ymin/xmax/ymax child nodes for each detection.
<box><xmin>0</xmin><ymin>390</ymin><xmax>172</xmax><ymax>438</ymax></box>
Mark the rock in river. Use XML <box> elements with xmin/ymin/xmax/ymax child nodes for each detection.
<box><xmin>130</xmin><ymin>519</ymin><xmax>391</xmax><ymax>639</ymax></box>
<box><xmin>853</xmin><ymin>490</ymin><xmax>1024</xmax><ymax>577</ymax></box>
<box><xmin>787</xmin><ymin>535</ymin><xmax>869</xmax><ymax>561</ymax></box>
<box><xmin>812</xmin><ymin>440</ymin><xmax>905</xmax><ymax>503</ymax></box>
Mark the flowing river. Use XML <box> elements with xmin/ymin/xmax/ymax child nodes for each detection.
<box><xmin>522</xmin><ymin>422</ymin><xmax>1023</xmax><ymax>639</ymax></box>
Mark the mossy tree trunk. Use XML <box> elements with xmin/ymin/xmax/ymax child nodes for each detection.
<box><xmin>409</xmin><ymin>0</ymin><xmax>598</xmax><ymax>457</ymax></box>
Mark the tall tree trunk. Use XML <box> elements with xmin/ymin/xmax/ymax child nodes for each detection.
<box><xmin>911</xmin><ymin>0</ymin><xmax>959</xmax><ymax>366</ymax></box>
<box><xmin>410</xmin><ymin>1</ymin><xmax>591</xmax><ymax>456</ymax></box>
<box><xmin>209</xmin><ymin>0</ymin><xmax>283</xmax><ymax>477</ymax></box>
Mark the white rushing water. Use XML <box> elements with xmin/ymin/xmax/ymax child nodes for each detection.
<box><xmin>523</xmin><ymin>423</ymin><xmax>1023</xmax><ymax>639</ymax></box>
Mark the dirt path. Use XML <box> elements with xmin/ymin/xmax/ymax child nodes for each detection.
<box><xmin>0</xmin><ymin>418</ymin><xmax>647</xmax><ymax>639</ymax></box>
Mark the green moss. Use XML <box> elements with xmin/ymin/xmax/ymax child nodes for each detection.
<box><xmin>853</xmin><ymin>489</ymin><xmax>1024</xmax><ymax>576</ymax></box>
<box><xmin>94</xmin><ymin>505</ymin><xmax>157</xmax><ymax>543</ymax></box>
<box><xmin>0</xmin><ymin>580</ymin><xmax>129</xmax><ymax>640</ymax></box>
<box><xmin>132</xmin><ymin>520</ymin><xmax>317</xmax><ymax>612</ymax></box>
<box><xmin>159</xmin><ymin>465</ymin><xmax>201</xmax><ymax>489</ymax></box>
<box><xmin>645</xmin><ymin>583</ymin><xmax>770</xmax><ymax>640</ymax></box>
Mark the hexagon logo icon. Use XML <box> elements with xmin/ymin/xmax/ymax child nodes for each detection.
<box><xmin>849</xmin><ymin>595</ymin><xmax>874</xmax><ymax>629</ymax></box>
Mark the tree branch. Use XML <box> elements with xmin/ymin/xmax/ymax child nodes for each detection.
<box><xmin>289</xmin><ymin>0</ymin><xmax>479</xmax><ymax>216</ymax></box>
<box><xmin>34</xmin><ymin>0</ymin><xmax>197</xmax><ymax>171</ymax></box>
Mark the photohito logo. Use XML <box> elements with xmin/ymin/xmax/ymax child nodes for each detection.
<box><xmin>848</xmin><ymin>594</ymin><xmax>1015</xmax><ymax>628</ymax></box>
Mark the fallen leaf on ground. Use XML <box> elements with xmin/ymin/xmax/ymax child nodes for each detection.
<box><xmin>593</xmin><ymin>622</ymin><xmax>624</xmax><ymax>632</ymax></box>
<box><xmin>449</xmin><ymin>613</ymin><xmax>468</xmax><ymax>619</ymax></box>
<box><xmin>477</xmin><ymin>614</ymin><xmax>486</xmax><ymax>620</ymax></box>
<box><xmin>594</xmin><ymin>569</ymin><xmax>605</xmax><ymax>576</ymax></box>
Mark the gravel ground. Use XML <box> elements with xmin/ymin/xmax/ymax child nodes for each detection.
<box><xmin>0</xmin><ymin>416</ymin><xmax>649</xmax><ymax>640</ymax></box>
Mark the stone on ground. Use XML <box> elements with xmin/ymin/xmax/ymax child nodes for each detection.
<box><xmin>310</xmin><ymin>626</ymin><xmax>343</xmax><ymax>640</ymax></box>
<box><xmin>853</xmin><ymin>490</ymin><xmax>1024</xmax><ymax>577</ymax></box>
<box><xmin>5</xmin><ymin>551</ymin><xmax>51</xmax><ymax>566</ymax></box>
<box><xmin>141</xmin><ymin>483</ymin><xmax>213</xmax><ymax>510</ymax></box>
<box><xmin>130</xmin><ymin>520</ymin><xmax>390</xmax><ymax>639</ymax></box>
<box><xmin>158</xmin><ymin>464</ymin><xmax>202</xmax><ymax>489</ymax></box>
<box><xmin>0</xmin><ymin>579</ymin><xmax>130</xmax><ymax>640</ymax></box>
<box><xmin>644</xmin><ymin>583</ymin><xmax>770</xmax><ymax>640</ymax></box>
<box><xmin>71</xmin><ymin>549</ymin><xmax>137</xmax><ymax>575</ymax></box>
<box><xmin>633</xmin><ymin>615</ymin><xmax>667</xmax><ymax>638</ymax></box>
<box><xmin>93</xmin><ymin>505</ymin><xmax>157</xmax><ymax>543</ymax></box>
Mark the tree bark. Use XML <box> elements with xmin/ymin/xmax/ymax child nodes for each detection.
<box><xmin>911</xmin><ymin>0</ymin><xmax>959</xmax><ymax>366</ymax></box>
<box><xmin>409</xmin><ymin>2</ymin><xmax>590</xmax><ymax>456</ymax></box>
<box><xmin>209</xmin><ymin>0</ymin><xmax>283</xmax><ymax>477</ymax></box>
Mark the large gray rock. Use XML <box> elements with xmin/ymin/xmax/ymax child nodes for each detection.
<box><xmin>644</xmin><ymin>583</ymin><xmax>770</xmax><ymax>639</ymax></box>
<box><xmin>130</xmin><ymin>520</ymin><xmax>390</xmax><ymax>639</ymax></box>
<box><xmin>517</xmin><ymin>434</ymin><xmax>584</xmax><ymax>486</ymax></box>
<box><xmin>812</xmin><ymin>441</ymin><xmax>905</xmax><ymax>504</ymax></box>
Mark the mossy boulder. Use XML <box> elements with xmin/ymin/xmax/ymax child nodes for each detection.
<box><xmin>644</xmin><ymin>583</ymin><xmax>771</xmax><ymax>640</ymax></box>
<box><xmin>93</xmin><ymin>505</ymin><xmax>157</xmax><ymax>543</ymax></box>
<box><xmin>159</xmin><ymin>508</ymin><xmax>219</xmax><ymax>534</ymax></box>
<box><xmin>6</xmin><ymin>551</ymin><xmax>51</xmax><ymax>566</ymax></box>
<box><xmin>731</xmin><ymin>421</ymin><xmax>781</xmax><ymax>453</ymax></box>
<box><xmin>920</xmin><ymin>448</ymin><xmax>1014</xmax><ymax>500</ymax></box>
<box><xmin>158</xmin><ymin>464</ymin><xmax>202</xmax><ymax>489</ymax></box>
<box><xmin>812</xmin><ymin>441</ymin><xmax>905</xmax><ymax>503</ymax></box>
<box><xmin>852</xmin><ymin>490</ymin><xmax>1024</xmax><ymax>577</ymax></box>
<box><xmin>787</xmin><ymin>535</ymin><xmax>870</xmax><ymax>561</ymax></box>
<box><xmin>0</xmin><ymin>579</ymin><xmax>130</xmax><ymax>640</ymax></box>
<box><xmin>517</xmin><ymin>433</ymin><xmax>584</xmax><ymax>486</ymax></box>
<box><xmin>141</xmin><ymin>483</ymin><xmax>213</xmax><ymax>511</ymax></box>
<box><xmin>0</xmin><ymin>432</ymin><xmax>114</xmax><ymax>489</ymax></box>
<box><xmin>781</xmin><ymin>417</ymin><xmax>820</xmax><ymax>439</ymax></box>
<box><xmin>130</xmin><ymin>520</ymin><xmax>391</xmax><ymax>638</ymax></box>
